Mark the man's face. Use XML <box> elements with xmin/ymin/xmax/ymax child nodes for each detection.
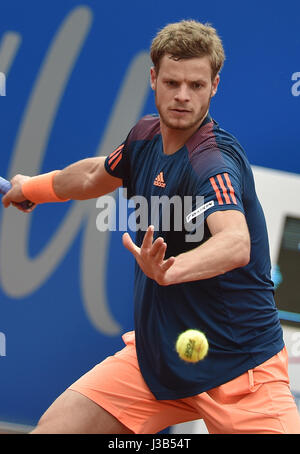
<box><xmin>150</xmin><ymin>55</ymin><xmax>219</xmax><ymax>132</ymax></box>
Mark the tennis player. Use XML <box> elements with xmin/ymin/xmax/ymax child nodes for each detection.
<box><xmin>3</xmin><ymin>20</ymin><xmax>300</xmax><ymax>434</ymax></box>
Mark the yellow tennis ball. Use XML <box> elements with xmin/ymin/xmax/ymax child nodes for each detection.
<box><xmin>176</xmin><ymin>329</ymin><xmax>209</xmax><ymax>363</ymax></box>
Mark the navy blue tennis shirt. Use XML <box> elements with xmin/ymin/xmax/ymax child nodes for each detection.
<box><xmin>104</xmin><ymin>113</ymin><xmax>284</xmax><ymax>400</ymax></box>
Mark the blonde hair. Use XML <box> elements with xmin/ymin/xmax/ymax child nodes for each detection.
<box><xmin>150</xmin><ymin>20</ymin><xmax>225</xmax><ymax>80</ymax></box>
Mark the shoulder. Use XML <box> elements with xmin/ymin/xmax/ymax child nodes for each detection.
<box><xmin>127</xmin><ymin>114</ymin><xmax>161</xmax><ymax>144</ymax></box>
<box><xmin>187</xmin><ymin>119</ymin><xmax>249</xmax><ymax>180</ymax></box>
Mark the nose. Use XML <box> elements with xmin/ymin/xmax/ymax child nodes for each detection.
<box><xmin>174</xmin><ymin>84</ymin><xmax>190</xmax><ymax>103</ymax></box>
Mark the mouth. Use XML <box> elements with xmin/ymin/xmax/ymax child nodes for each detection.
<box><xmin>170</xmin><ymin>108</ymin><xmax>191</xmax><ymax>114</ymax></box>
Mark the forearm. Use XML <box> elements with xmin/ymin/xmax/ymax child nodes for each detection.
<box><xmin>165</xmin><ymin>231</ymin><xmax>250</xmax><ymax>285</ymax></box>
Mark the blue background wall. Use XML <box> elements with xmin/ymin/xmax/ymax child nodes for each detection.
<box><xmin>0</xmin><ymin>0</ymin><xmax>299</xmax><ymax>427</ymax></box>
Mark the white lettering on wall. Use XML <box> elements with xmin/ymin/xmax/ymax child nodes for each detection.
<box><xmin>0</xmin><ymin>6</ymin><xmax>151</xmax><ymax>335</ymax></box>
<box><xmin>0</xmin><ymin>72</ymin><xmax>6</xmax><ymax>96</ymax></box>
<box><xmin>0</xmin><ymin>332</ymin><xmax>6</xmax><ymax>356</ymax></box>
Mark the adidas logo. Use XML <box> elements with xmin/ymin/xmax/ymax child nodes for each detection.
<box><xmin>153</xmin><ymin>171</ymin><xmax>166</xmax><ymax>188</ymax></box>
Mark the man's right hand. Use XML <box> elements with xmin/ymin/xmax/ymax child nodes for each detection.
<box><xmin>2</xmin><ymin>174</ymin><xmax>35</xmax><ymax>212</ymax></box>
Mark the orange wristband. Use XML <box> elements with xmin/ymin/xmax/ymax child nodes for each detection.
<box><xmin>21</xmin><ymin>170</ymin><xmax>70</xmax><ymax>204</ymax></box>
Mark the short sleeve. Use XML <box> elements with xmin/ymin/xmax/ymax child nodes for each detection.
<box><xmin>184</xmin><ymin>168</ymin><xmax>245</xmax><ymax>237</ymax></box>
<box><xmin>200</xmin><ymin>170</ymin><xmax>245</xmax><ymax>221</ymax></box>
<box><xmin>186</xmin><ymin>144</ymin><xmax>246</xmax><ymax>229</ymax></box>
<box><xmin>104</xmin><ymin>143</ymin><xmax>126</xmax><ymax>179</ymax></box>
<box><xmin>104</xmin><ymin>135</ymin><xmax>132</xmax><ymax>196</ymax></box>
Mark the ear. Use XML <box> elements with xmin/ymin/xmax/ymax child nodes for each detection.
<box><xmin>150</xmin><ymin>67</ymin><xmax>157</xmax><ymax>91</ymax></box>
<box><xmin>210</xmin><ymin>74</ymin><xmax>220</xmax><ymax>98</ymax></box>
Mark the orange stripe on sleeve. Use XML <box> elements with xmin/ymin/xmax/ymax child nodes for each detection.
<box><xmin>108</xmin><ymin>145</ymin><xmax>124</xmax><ymax>164</ymax></box>
<box><xmin>217</xmin><ymin>174</ymin><xmax>231</xmax><ymax>204</ymax></box>
<box><xmin>224</xmin><ymin>173</ymin><xmax>237</xmax><ymax>205</ymax></box>
<box><xmin>110</xmin><ymin>152</ymin><xmax>122</xmax><ymax>171</ymax></box>
<box><xmin>112</xmin><ymin>144</ymin><xmax>124</xmax><ymax>156</ymax></box>
<box><xmin>209</xmin><ymin>176</ymin><xmax>223</xmax><ymax>205</ymax></box>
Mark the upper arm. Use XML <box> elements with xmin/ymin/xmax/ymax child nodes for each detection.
<box><xmin>85</xmin><ymin>156</ymin><xmax>122</xmax><ymax>198</ymax></box>
<box><xmin>206</xmin><ymin>210</ymin><xmax>251</xmax><ymax>263</ymax></box>
<box><xmin>196</xmin><ymin>165</ymin><xmax>251</xmax><ymax>263</ymax></box>
<box><xmin>55</xmin><ymin>156</ymin><xmax>123</xmax><ymax>200</ymax></box>
<box><xmin>206</xmin><ymin>209</ymin><xmax>249</xmax><ymax>237</ymax></box>
<box><xmin>85</xmin><ymin>139</ymin><xmax>128</xmax><ymax>198</ymax></box>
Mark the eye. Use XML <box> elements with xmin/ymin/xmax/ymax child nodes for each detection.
<box><xmin>191</xmin><ymin>82</ymin><xmax>202</xmax><ymax>90</ymax></box>
<box><xmin>165</xmin><ymin>80</ymin><xmax>178</xmax><ymax>87</ymax></box>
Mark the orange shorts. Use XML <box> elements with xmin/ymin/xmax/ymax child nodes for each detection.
<box><xmin>69</xmin><ymin>331</ymin><xmax>300</xmax><ymax>434</ymax></box>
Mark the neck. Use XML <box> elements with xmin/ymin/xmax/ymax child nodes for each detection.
<box><xmin>160</xmin><ymin>110</ymin><xmax>209</xmax><ymax>155</ymax></box>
